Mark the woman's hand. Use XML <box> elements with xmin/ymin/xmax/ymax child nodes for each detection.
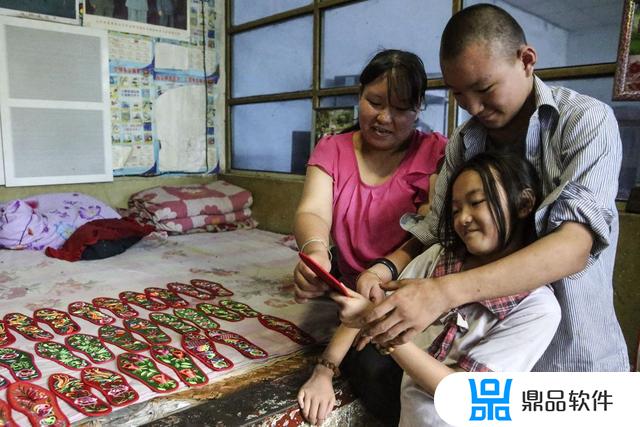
<box><xmin>293</xmin><ymin>250</ymin><xmax>330</xmax><ymax>303</ymax></box>
<box><xmin>297</xmin><ymin>365</ymin><xmax>336</xmax><ymax>426</ymax></box>
<box><xmin>330</xmin><ymin>288</ymin><xmax>373</xmax><ymax>328</ymax></box>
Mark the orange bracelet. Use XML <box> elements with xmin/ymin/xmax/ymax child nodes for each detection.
<box><xmin>315</xmin><ymin>357</ymin><xmax>340</xmax><ymax>377</ymax></box>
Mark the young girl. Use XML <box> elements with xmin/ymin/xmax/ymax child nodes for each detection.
<box><xmin>297</xmin><ymin>152</ymin><xmax>560</xmax><ymax>426</ymax></box>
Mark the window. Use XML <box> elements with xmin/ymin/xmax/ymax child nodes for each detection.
<box><xmin>227</xmin><ymin>0</ymin><xmax>452</xmax><ymax>174</ymax></box>
<box><xmin>227</xmin><ymin>0</ymin><xmax>635</xmax><ymax>199</ymax></box>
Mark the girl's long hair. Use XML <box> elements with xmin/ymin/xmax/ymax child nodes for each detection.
<box><xmin>438</xmin><ymin>151</ymin><xmax>542</xmax><ymax>255</ymax></box>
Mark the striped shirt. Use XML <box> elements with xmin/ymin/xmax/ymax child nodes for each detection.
<box><xmin>401</xmin><ymin>76</ymin><xmax>629</xmax><ymax>371</ymax></box>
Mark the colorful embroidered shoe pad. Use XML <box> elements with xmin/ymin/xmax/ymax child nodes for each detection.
<box><xmin>258</xmin><ymin>315</ymin><xmax>316</xmax><ymax>345</ymax></box>
<box><xmin>92</xmin><ymin>297</ymin><xmax>139</xmax><ymax>319</ymax></box>
<box><xmin>166</xmin><ymin>282</ymin><xmax>213</xmax><ymax>300</ymax></box>
<box><xmin>68</xmin><ymin>302</ymin><xmax>115</xmax><ymax>326</ymax></box>
<box><xmin>144</xmin><ymin>288</ymin><xmax>189</xmax><ymax>308</ymax></box>
<box><xmin>119</xmin><ymin>291</ymin><xmax>168</xmax><ymax>312</ymax></box>
<box><xmin>218</xmin><ymin>300</ymin><xmax>260</xmax><ymax>318</ymax></box>
<box><xmin>80</xmin><ymin>367</ymin><xmax>138</xmax><ymax>407</ymax></box>
<box><xmin>123</xmin><ymin>318</ymin><xmax>171</xmax><ymax>344</ymax></box>
<box><xmin>0</xmin><ymin>348</ymin><xmax>40</xmax><ymax>381</ymax></box>
<box><xmin>181</xmin><ymin>332</ymin><xmax>233</xmax><ymax>372</ymax></box>
<box><xmin>7</xmin><ymin>381</ymin><xmax>69</xmax><ymax>427</ymax></box>
<box><xmin>204</xmin><ymin>329</ymin><xmax>268</xmax><ymax>359</ymax></box>
<box><xmin>0</xmin><ymin>321</ymin><xmax>16</xmax><ymax>348</ymax></box>
<box><xmin>33</xmin><ymin>308</ymin><xmax>81</xmax><ymax>336</ymax></box>
<box><xmin>98</xmin><ymin>325</ymin><xmax>150</xmax><ymax>352</ymax></box>
<box><xmin>65</xmin><ymin>334</ymin><xmax>114</xmax><ymax>363</ymax></box>
<box><xmin>173</xmin><ymin>308</ymin><xmax>220</xmax><ymax>330</ymax></box>
<box><xmin>149</xmin><ymin>313</ymin><xmax>199</xmax><ymax>335</ymax></box>
<box><xmin>35</xmin><ymin>341</ymin><xmax>90</xmax><ymax>370</ymax></box>
<box><xmin>190</xmin><ymin>279</ymin><xmax>234</xmax><ymax>297</ymax></box>
<box><xmin>117</xmin><ymin>353</ymin><xmax>179</xmax><ymax>393</ymax></box>
<box><xmin>0</xmin><ymin>399</ymin><xmax>17</xmax><ymax>427</ymax></box>
<box><xmin>49</xmin><ymin>373</ymin><xmax>112</xmax><ymax>417</ymax></box>
<box><xmin>149</xmin><ymin>345</ymin><xmax>208</xmax><ymax>387</ymax></box>
<box><xmin>3</xmin><ymin>313</ymin><xmax>53</xmax><ymax>341</ymax></box>
<box><xmin>196</xmin><ymin>303</ymin><xmax>243</xmax><ymax>322</ymax></box>
<box><xmin>0</xmin><ymin>375</ymin><xmax>9</xmax><ymax>391</ymax></box>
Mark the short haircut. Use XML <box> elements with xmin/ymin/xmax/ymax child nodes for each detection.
<box><xmin>438</xmin><ymin>151</ymin><xmax>542</xmax><ymax>256</ymax></box>
<box><xmin>440</xmin><ymin>3</ymin><xmax>527</xmax><ymax>62</ymax></box>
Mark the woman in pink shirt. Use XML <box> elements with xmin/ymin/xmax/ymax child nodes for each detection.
<box><xmin>293</xmin><ymin>49</ymin><xmax>446</xmax><ymax>425</ymax></box>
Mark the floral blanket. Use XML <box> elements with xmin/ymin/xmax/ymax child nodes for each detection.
<box><xmin>0</xmin><ymin>229</ymin><xmax>338</xmax><ymax>425</ymax></box>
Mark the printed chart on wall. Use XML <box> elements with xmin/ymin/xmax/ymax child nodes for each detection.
<box><xmin>109</xmin><ymin>0</ymin><xmax>220</xmax><ymax>176</ymax></box>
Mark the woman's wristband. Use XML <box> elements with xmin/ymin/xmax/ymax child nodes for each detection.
<box><xmin>370</xmin><ymin>258</ymin><xmax>398</xmax><ymax>281</ymax></box>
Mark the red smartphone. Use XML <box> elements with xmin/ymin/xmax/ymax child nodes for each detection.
<box><xmin>298</xmin><ymin>252</ymin><xmax>350</xmax><ymax>296</ymax></box>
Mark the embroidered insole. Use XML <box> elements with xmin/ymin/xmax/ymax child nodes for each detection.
<box><xmin>218</xmin><ymin>299</ymin><xmax>260</xmax><ymax>318</ymax></box>
<box><xmin>80</xmin><ymin>367</ymin><xmax>139</xmax><ymax>407</ymax></box>
<box><xmin>7</xmin><ymin>381</ymin><xmax>69</xmax><ymax>427</ymax></box>
<box><xmin>68</xmin><ymin>302</ymin><xmax>115</xmax><ymax>326</ymax></box>
<box><xmin>33</xmin><ymin>308</ymin><xmax>81</xmax><ymax>336</ymax></box>
<box><xmin>258</xmin><ymin>314</ymin><xmax>316</xmax><ymax>345</ymax></box>
<box><xmin>123</xmin><ymin>318</ymin><xmax>171</xmax><ymax>344</ymax></box>
<box><xmin>0</xmin><ymin>321</ymin><xmax>16</xmax><ymax>348</ymax></box>
<box><xmin>144</xmin><ymin>287</ymin><xmax>189</xmax><ymax>308</ymax></box>
<box><xmin>0</xmin><ymin>348</ymin><xmax>41</xmax><ymax>381</ymax></box>
<box><xmin>92</xmin><ymin>297</ymin><xmax>139</xmax><ymax>319</ymax></box>
<box><xmin>190</xmin><ymin>279</ymin><xmax>234</xmax><ymax>297</ymax></box>
<box><xmin>0</xmin><ymin>398</ymin><xmax>17</xmax><ymax>427</ymax></box>
<box><xmin>98</xmin><ymin>325</ymin><xmax>150</xmax><ymax>353</ymax></box>
<box><xmin>148</xmin><ymin>313</ymin><xmax>199</xmax><ymax>335</ymax></box>
<box><xmin>204</xmin><ymin>329</ymin><xmax>268</xmax><ymax>359</ymax></box>
<box><xmin>181</xmin><ymin>332</ymin><xmax>233</xmax><ymax>372</ymax></box>
<box><xmin>119</xmin><ymin>291</ymin><xmax>168</xmax><ymax>312</ymax></box>
<box><xmin>166</xmin><ymin>282</ymin><xmax>214</xmax><ymax>300</ymax></box>
<box><xmin>3</xmin><ymin>313</ymin><xmax>53</xmax><ymax>342</ymax></box>
<box><xmin>35</xmin><ymin>341</ymin><xmax>90</xmax><ymax>371</ymax></box>
<box><xmin>173</xmin><ymin>308</ymin><xmax>220</xmax><ymax>330</ymax></box>
<box><xmin>48</xmin><ymin>373</ymin><xmax>111</xmax><ymax>417</ymax></box>
<box><xmin>0</xmin><ymin>375</ymin><xmax>9</xmax><ymax>391</ymax></box>
<box><xmin>149</xmin><ymin>344</ymin><xmax>209</xmax><ymax>387</ymax></box>
<box><xmin>196</xmin><ymin>303</ymin><xmax>243</xmax><ymax>322</ymax></box>
<box><xmin>116</xmin><ymin>353</ymin><xmax>179</xmax><ymax>393</ymax></box>
<box><xmin>65</xmin><ymin>334</ymin><xmax>114</xmax><ymax>363</ymax></box>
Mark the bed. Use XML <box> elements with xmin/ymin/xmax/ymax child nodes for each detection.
<box><xmin>0</xmin><ymin>229</ymin><xmax>346</xmax><ymax>426</ymax></box>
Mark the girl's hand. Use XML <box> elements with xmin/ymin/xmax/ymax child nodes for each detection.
<box><xmin>293</xmin><ymin>251</ymin><xmax>330</xmax><ymax>303</ymax></box>
<box><xmin>356</xmin><ymin>270</ymin><xmax>386</xmax><ymax>303</ymax></box>
<box><xmin>297</xmin><ymin>366</ymin><xmax>336</xmax><ymax>425</ymax></box>
<box><xmin>330</xmin><ymin>288</ymin><xmax>373</xmax><ymax>328</ymax></box>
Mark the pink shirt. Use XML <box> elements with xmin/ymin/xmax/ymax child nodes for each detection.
<box><xmin>308</xmin><ymin>130</ymin><xmax>447</xmax><ymax>287</ymax></box>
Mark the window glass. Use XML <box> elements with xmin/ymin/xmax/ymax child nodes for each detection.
<box><xmin>322</xmin><ymin>0</ymin><xmax>450</xmax><ymax>87</ymax></box>
<box><xmin>463</xmin><ymin>0</ymin><xmax>625</xmax><ymax>68</ymax></box>
<box><xmin>232</xmin><ymin>16</ymin><xmax>312</xmax><ymax>97</ymax></box>
<box><xmin>232</xmin><ymin>100</ymin><xmax>312</xmax><ymax>173</ymax></box>
<box><xmin>232</xmin><ymin>0</ymin><xmax>311</xmax><ymax>25</ymax></box>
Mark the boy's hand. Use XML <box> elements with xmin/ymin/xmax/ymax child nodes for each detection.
<box><xmin>330</xmin><ymin>288</ymin><xmax>373</xmax><ymax>328</ymax></box>
<box><xmin>297</xmin><ymin>365</ymin><xmax>336</xmax><ymax>426</ymax></box>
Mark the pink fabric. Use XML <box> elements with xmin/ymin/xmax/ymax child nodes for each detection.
<box><xmin>126</xmin><ymin>181</ymin><xmax>256</xmax><ymax>235</ymax></box>
<box><xmin>308</xmin><ymin>130</ymin><xmax>447</xmax><ymax>286</ymax></box>
<box><xmin>128</xmin><ymin>181</ymin><xmax>253</xmax><ymax>222</ymax></box>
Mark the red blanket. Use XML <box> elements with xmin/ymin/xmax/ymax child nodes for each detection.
<box><xmin>45</xmin><ymin>219</ymin><xmax>155</xmax><ymax>261</ymax></box>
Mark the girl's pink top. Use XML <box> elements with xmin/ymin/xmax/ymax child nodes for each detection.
<box><xmin>308</xmin><ymin>130</ymin><xmax>447</xmax><ymax>287</ymax></box>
